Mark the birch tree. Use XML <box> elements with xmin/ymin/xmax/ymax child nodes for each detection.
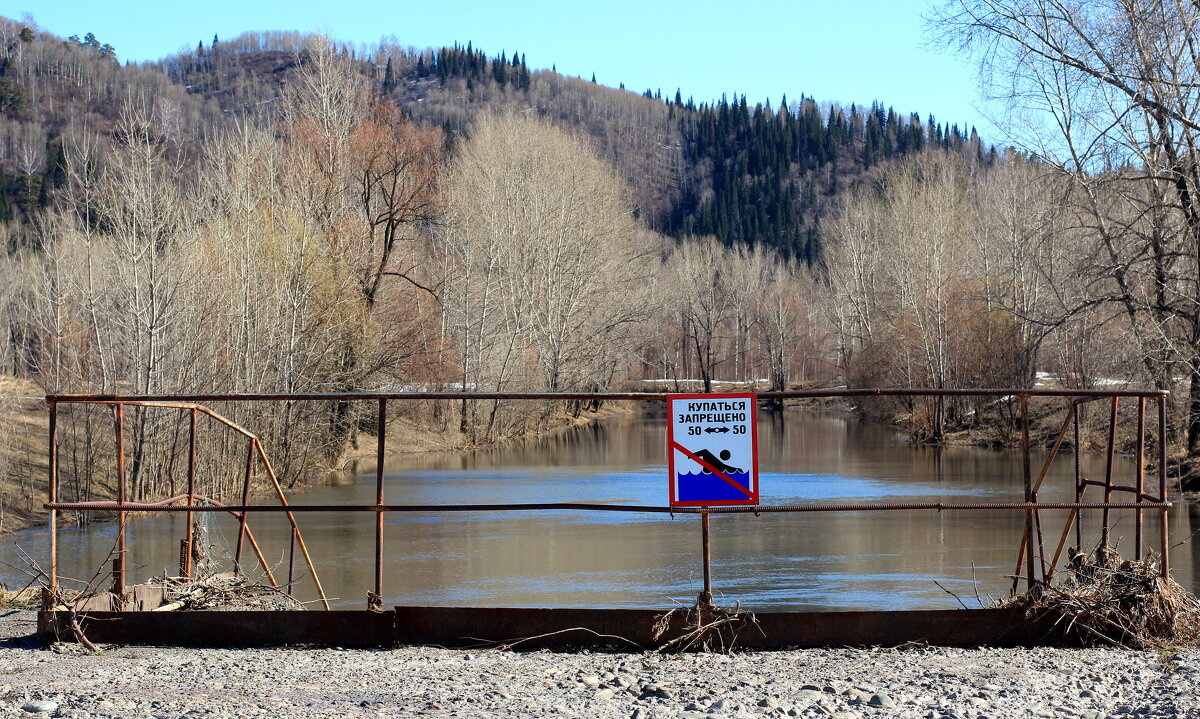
<box><xmin>936</xmin><ymin>0</ymin><xmax>1200</xmax><ymax>451</ymax></box>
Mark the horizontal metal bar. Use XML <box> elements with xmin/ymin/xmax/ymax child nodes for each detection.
<box><xmin>45</xmin><ymin>388</ymin><xmax>1170</xmax><ymax>403</ymax></box>
<box><xmin>45</xmin><ymin>501</ymin><xmax>1172</xmax><ymax>514</ymax></box>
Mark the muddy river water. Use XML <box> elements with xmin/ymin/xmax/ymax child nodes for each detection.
<box><xmin>7</xmin><ymin>412</ymin><xmax>1200</xmax><ymax>611</ymax></box>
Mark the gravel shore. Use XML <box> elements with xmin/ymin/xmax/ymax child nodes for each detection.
<box><xmin>0</xmin><ymin>610</ymin><xmax>1195</xmax><ymax>718</ymax></box>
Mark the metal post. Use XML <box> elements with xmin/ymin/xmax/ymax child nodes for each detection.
<box><xmin>1159</xmin><ymin>396</ymin><xmax>1169</xmax><ymax>578</ymax></box>
<box><xmin>1021</xmin><ymin>396</ymin><xmax>1035</xmax><ymax>593</ymax></box>
<box><xmin>287</xmin><ymin>528</ymin><xmax>297</xmax><ymax>596</ymax></box>
<box><xmin>1080</xmin><ymin>408</ymin><xmax>1089</xmax><ymax>554</ymax></box>
<box><xmin>1101</xmin><ymin>397</ymin><xmax>1118</xmax><ymax>548</ymax></box>
<box><xmin>699</xmin><ymin>512</ymin><xmax>714</xmax><ymax>608</ymax></box>
<box><xmin>47</xmin><ymin>400</ymin><xmax>57</xmax><ymax>601</ymax></box>
<box><xmin>114</xmin><ymin>403</ymin><xmax>126</xmax><ymax>604</ymax></box>
<box><xmin>375</xmin><ymin>398</ymin><xmax>386</xmax><ymax>604</ymax></box>
<box><xmin>233</xmin><ymin>438</ymin><xmax>254</xmax><ymax>574</ymax></box>
<box><xmin>1135</xmin><ymin>398</ymin><xmax>1145</xmax><ymax>559</ymax></box>
<box><xmin>184</xmin><ymin>409</ymin><xmax>197</xmax><ymax>578</ymax></box>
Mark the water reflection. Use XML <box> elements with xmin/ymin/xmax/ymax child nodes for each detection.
<box><xmin>4</xmin><ymin>412</ymin><xmax>1194</xmax><ymax>612</ymax></box>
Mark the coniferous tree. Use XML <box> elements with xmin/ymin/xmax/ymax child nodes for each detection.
<box><xmin>383</xmin><ymin>57</ymin><xmax>395</xmax><ymax>94</ymax></box>
<box><xmin>0</xmin><ymin>168</ymin><xmax>12</xmax><ymax>223</ymax></box>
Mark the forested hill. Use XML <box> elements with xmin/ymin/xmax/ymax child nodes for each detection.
<box><xmin>0</xmin><ymin>24</ymin><xmax>991</xmax><ymax>261</ymax></box>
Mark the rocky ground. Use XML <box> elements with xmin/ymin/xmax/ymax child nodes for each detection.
<box><xmin>0</xmin><ymin>611</ymin><xmax>1194</xmax><ymax>718</ymax></box>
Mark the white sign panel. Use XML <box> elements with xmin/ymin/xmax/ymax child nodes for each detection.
<box><xmin>667</xmin><ymin>393</ymin><xmax>759</xmax><ymax>506</ymax></box>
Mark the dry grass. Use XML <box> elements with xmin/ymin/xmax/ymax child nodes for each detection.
<box><xmin>0</xmin><ymin>587</ymin><xmax>42</xmax><ymax>609</ymax></box>
<box><xmin>1009</xmin><ymin>547</ymin><xmax>1200</xmax><ymax>649</ymax></box>
<box><xmin>0</xmin><ymin>376</ymin><xmax>48</xmax><ymax>535</ymax></box>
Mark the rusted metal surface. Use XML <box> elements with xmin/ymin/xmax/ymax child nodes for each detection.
<box><xmin>46</xmin><ymin>400</ymin><xmax>57</xmax><ymax>600</ymax></box>
<box><xmin>375</xmin><ymin>397</ymin><xmax>386</xmax><ymax>602</ymax></box>
<box><xmin>234</xmin><ymin>440</ymin><xmax>253</xmax><ymax>575</ymax></box>
<box><xmin>1136</xmin><ymin>397</ymin><xmax>1145</xmax><ymax>559</ymax></box>
<box><xmin>253</xmin><ymin>439</ymin><xmax>329</xmax><ymax>610</ymax></box>
<box><xmin>114</xmin><ymin>403</ymin><xmax>126</xmax><ymax>606</ymax></box>
<box><xmin>184</xmin><ymin>409</ymin><xmax>197</xmax><ymax>579</ymax></box>
<box><xmin>43</xmin><ymin>500</ymin><xmax>1172</xmax><ymax>513</ymax></box>
<box><xmin>398</xmin><ymin>606</ymin><xmax>1044</xmax><ymax>649</ymax></box>
<box><xmin>699</xmin><ymin>513</ymin><xmax>713</xmax><ymax>608</ymax></box>
<box><xmin>1020</xmin><ymin>396</ymin><xmax>1037</xmax><ymax>590</ymax></box>
<box><xmin>39</xmin><ymin>606</ymin><xmax>1075</xmax><ymax>649</ymax></box>
<box><xmin>1074</xmin><ymin>408</ymin><xmax>1083</xmax><ymax>551</ymax></box>
<box><xmin>40</xmin><ymin>610</ymin><xmax>396</xmax><ymax>648</ymax></box>
<box><xmin>45</xmin><ymin>388</ymin><xmax>1171</xmax><ymax>403</ymax></box>
<box><xmin>43</xmin><ymin>387</ymin><xmax>1175</xmax><ymax>629</ymax></box>
<box><xmin>1159</xmin><ymin>396</ymin><xmax>1170</xmax><ymax>576</ymax></box>
<box><xmin>1102</xmin><ymin>397</ymin><xmax>1118</xmax><ymax>548</ymax></box>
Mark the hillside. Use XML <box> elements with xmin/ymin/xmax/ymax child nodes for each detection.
<box><xmin>1</xmin><ymin>22</ymin><xmax>991</xmax><ymax>263</ymax></box>
<box><xmin>1</xmin><ymin>19</ymin><xmax>1066</xmax><ymax>503</ymax></box>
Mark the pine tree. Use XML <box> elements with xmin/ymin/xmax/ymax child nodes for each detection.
<box><xmin>45</xmin><ymin>140</ymin><xmax>66</xmax><ymax>188</ymax></box>
<box><xmin>0</xmin><ymin>168</ymin><xmax>12</xmax><ymax>222</ymax></box>
<box><xmin>383</xmin><ymin>57</ymin><xmax>395</xmax><ymax>94</ymax></box>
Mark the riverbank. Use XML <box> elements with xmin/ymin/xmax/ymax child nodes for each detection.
<box><xmin>0</xmin><ymin>377</ymin><xmax>48</xmax><ymax>536</ymax></box>
<box><xmin>0</xmin><ymin>610</ymin><xmax>1194</xmax><ymax>718</ymax></box>
<box><xmin>806</xmin><ymin>388</ymin><xmax>1200</xmax><ymax>504</ymax></box>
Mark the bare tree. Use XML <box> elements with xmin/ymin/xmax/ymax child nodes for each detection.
<box><xmin>935</xmin><ymin>0</ymin><xmax>1200</xmax><ymax>451</ymax></box>
<box><xmin>439</xmin><ymin>111</ymin><xmax>653</xmax><ymax>440</ymax></box>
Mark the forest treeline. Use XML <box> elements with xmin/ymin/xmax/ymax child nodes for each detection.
<box><xmin>0</xmin><ymin>5</ymin><xmax>1198</xmax><ymax>505</ymax></box>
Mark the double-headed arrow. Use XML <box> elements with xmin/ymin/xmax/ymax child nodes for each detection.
<box><xmin>704</xmin><ymin>426</ymin><xmax>730</xmax><ymax>434</ymax></box>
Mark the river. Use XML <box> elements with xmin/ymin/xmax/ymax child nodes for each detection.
<box><xmin>6</xmin><ymin>411</ymin><xmax>1199</xmax><ymax>611</ymax></box>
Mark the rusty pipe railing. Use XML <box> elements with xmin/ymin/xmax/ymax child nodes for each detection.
<box><xmin>46</xmin><ymin>400</ymin><xmax>329</xmax><ymax>610</ymax></box>
<box><xmin>45</xmin><ymin>388</ymin><xmax>1174</xmax><ymax>609</ymax></box>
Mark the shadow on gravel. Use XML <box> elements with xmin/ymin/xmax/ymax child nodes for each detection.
<box><xmin>0</xmin><ymin>610</ymin><xmax>40</xmax><ymax>649</ymax></box>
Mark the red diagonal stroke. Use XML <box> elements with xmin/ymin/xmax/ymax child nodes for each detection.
<box><xmin>670</xmin><ymin>441</ymin><xmax>753</xmax><ymax>499</ymax></box>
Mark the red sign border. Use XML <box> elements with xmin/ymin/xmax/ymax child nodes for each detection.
<box><xmin>667</xmin><ymin>392</ymin><xmax>759</xmax><ymax>507</ymax></box>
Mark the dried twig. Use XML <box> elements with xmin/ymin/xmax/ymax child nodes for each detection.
<box><xmin>933</xmin><ymin>580</ymin><xmax>969</xmax><ymax>610</ymax></box>
<box><xmin>465</xmin><ymin>627</ymin><xmax>644</xmax><ymax>651</ymax></box>
<box><xmin>3</xmin><ymin>541</ymin><xmax>121</xmax><ymax>653</ymax></box>
<box><xmin>652</xmin><ymin>596</ymin><xmax>761</xmax><ymax>653</ymax></box>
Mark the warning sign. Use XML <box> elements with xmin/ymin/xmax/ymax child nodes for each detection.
<box><xmin>667</xmin><ymin>393</ymin><xmax>758</xmax><ymax>507</ymax></box>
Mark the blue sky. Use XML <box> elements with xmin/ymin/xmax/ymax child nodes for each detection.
<box><xmin>7</xmin><ymin>0</ymin><xmax>998</xmax><ymax>140</ymax></box>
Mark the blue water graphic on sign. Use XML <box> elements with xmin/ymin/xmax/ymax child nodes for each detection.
<box><xmin>677</xmin><ymin>471</ymin><xmax>752</xmax><ymax>502</ymax></box>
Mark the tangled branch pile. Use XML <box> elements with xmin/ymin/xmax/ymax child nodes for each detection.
<box><xmin>152</xmin><ymin>573</ymin><xmax>304</xmax><ymax>612</ymax></box>
<box><xmin>651</xmin><ymin>600</ymin><xmax>761</xmax><ymax>653</ymax></box>
<box><xmin>1012</xmin><ymin>547</ymin><xmax>1200</xmax><ymax>649</ymax></box>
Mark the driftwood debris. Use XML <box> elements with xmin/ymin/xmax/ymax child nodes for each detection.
<box><xmin>1010</xmin><ymin>547</ymin><xmax>1200</xmax><ymax>649</ymax></box>
<box><xmin>150</xmin><ymin>572</ymin><xmax>304</xmax><ymax>611</ymax></box>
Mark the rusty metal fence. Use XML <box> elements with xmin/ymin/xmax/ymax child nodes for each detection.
<box><xmin>43</xmin><ymin>388</ymin><xmax>1172</xmax><ymax>610</ymax></box>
